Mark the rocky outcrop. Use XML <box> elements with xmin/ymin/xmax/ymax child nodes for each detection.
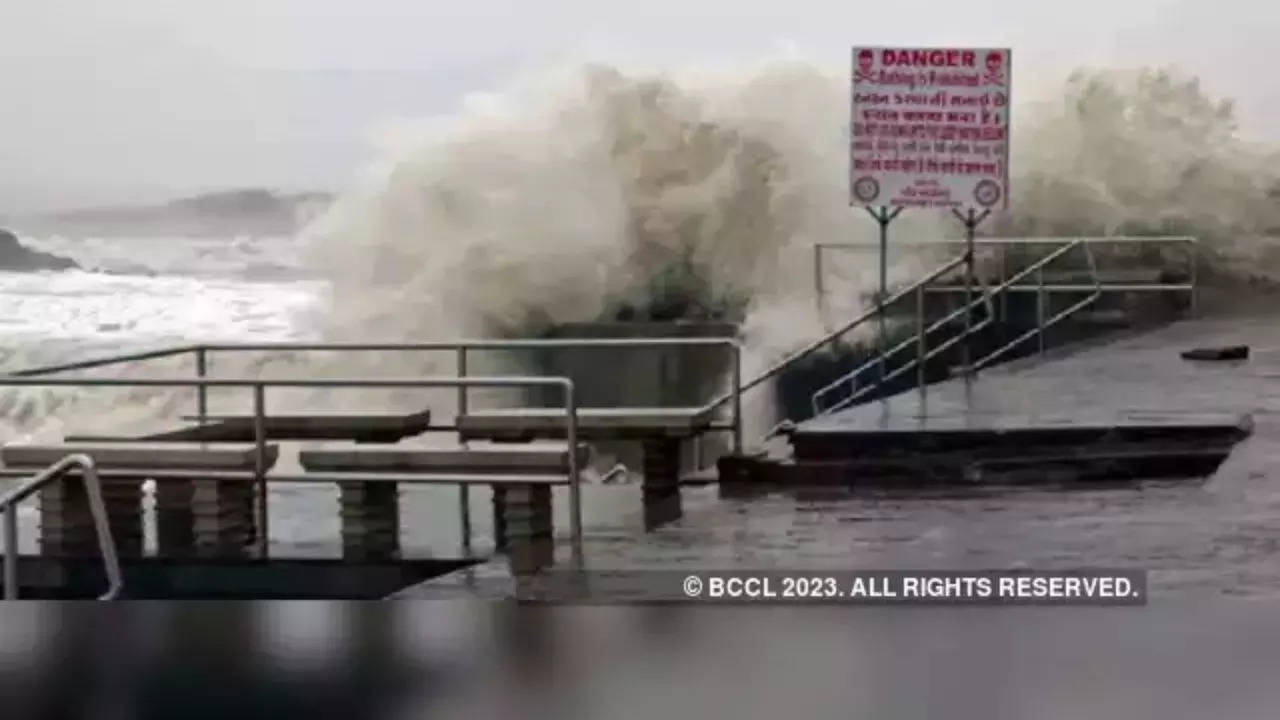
<box><xmin>0</xmin><ymin>229</ymin><xmax>78</xmax><ymax>271</ymax></box>
<box><xmin>21</xmin><ymin>189</ymin><xmax>334</xmax><ymax>238</ymax></box>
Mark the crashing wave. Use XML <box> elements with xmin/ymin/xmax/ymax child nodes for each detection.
<box><xmin>4</xmin><ymin>60</ymin><xmax>1279</xmax><ymax>439</ymax></box>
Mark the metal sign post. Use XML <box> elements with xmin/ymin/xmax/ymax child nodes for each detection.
<box><xmin>951</xmin><ymin>206</ymin><xmax>991</xmax><ymax>377</ymax></box>
<box><xmin>865</xmin><ymin>205</ymin><xmax>904</xmax><ymax>384</ymax></box>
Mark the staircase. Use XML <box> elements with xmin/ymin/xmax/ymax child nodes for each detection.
<box><xmin>809</xmin><ymin>238</ymin><xmax>1118</xmax><ymax>416</ymax></box>
<box><xmin>713</xmin><ymin>236</ymin><xmax>1216</xmax><ymax>487</ymax></box>
<box><xmin>768</xmin><ymin>236</ymin><xmax>1199</xmax><ymax>419</ymax></box>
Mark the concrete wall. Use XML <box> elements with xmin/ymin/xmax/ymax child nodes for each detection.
<box><xmin>527</xmin><ymin>322</ymin><xmax>737</xmax><ymax>409</ymax></box>
<box><xmin>520</xmin><ymin>322</ymin><xmax>738</xmax><ymax>474</ymax></box>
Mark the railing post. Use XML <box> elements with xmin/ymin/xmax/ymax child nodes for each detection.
<box><xmin>814</xmin><ymin>244</ymin><xmax>825</xmax><ymax>326</ymax></box>
<box><xmin>999</xmin><ymin>244</ymin><xmax>1009</xmax><ymax>324</ymax></box>
<box><xmin>565</xmin><ymin>380</ymin><xmax>581</xmax><ymax>554</ymax></box>
<box><xmin>3</xmin><ymin>505</ymin><xmax>16</xmax><ymax>600</ymax></box>
<box><xmin>456</xmin><ymin>347</ymin><xmax>468</xmax><ymax>415</ymax></box>
<box><xmin>456</xmin><ymin>347</ymin><xmax>471</xmax><ymax>551</ymax></box>
<box><xmin>1037</xmin><ymin>264</ymin><xmax>1046</xmax><ymax>356</ymax></box>
<box><xmin>253</xmin><ymin>383</ymin><xmax>268</xmax><ymax>559</ymax></box>
<box><xmin>195</xmin><ymin>347</ymin><xmax>208</xmax><ymax>424</ymax></box>
<box><xmin>1189</xmin><ymin>241</ymin><xmax>1198</xmax><ymax>316</ymax></box>
<box><xmin>731</xmin><ymin>343</ymin><xmax>742</xmax><ymax>455</ymax></box>
<box><xmin>916</xmin><ymin>283</ymin><xmax>926</xmax><ymax>394</ymax></box>
<box><xmin>79</xmin><ymin>459</ymin><xmax>123</xmax><ymax>600</ymax></box>
<box><xmin>963</xmin><ymin>220</ymin><xmax>974</xmax><ymax>376</ymax></box>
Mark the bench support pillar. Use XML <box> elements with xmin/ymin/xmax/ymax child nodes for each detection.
<box><xmin>154</xmin><ymin>480</ymin><xmax>195</xmax><ymax>556</ymax></box>
<box><xmin>338</xmin><ymin>482</ymin><xmax>400</xmax><ymax>561</ymax></box>
<box><xmin>39</xmin><ymin>474</ymin><xmax>143</xmax><ymax>558</ymax></box>
<box><xmin>191</xmin><ymin>479</ymin><xmax>255</xmax><ymax>558</ymax></box>
<box><xmin>492</xmin><ymin>484</ymin><xmax>552</xmax><ymax>543</ymax></box>
<box><xmin>641</xmin><ymin>438</ymin><xmax>682</xmax><ymax>529</ymax></box>
<box><xmin>493</xmin><ymin>484</ymin><xmax>554</xmax><ymax>573</ymax></box>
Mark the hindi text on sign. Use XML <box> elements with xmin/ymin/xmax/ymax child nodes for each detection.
<box><xmin>850</xmin><ymin>45</ymin><xmax>1011</xmax><ymax>210</ymax></box>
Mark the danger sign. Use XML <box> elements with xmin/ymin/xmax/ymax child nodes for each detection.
<box><xmin>850</xmin><ymin>46</ymin><xmax>1011</xmax><ymax>210</ymax></box>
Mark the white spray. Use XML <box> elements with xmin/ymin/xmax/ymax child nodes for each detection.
<box><xmin>5</xmin><ymin>60</ymin><xmax>1279</xmax><ymax>442</ymax></box>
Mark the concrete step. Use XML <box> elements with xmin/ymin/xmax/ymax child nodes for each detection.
<box><xmin>717</xmin><ymin>444</ymin><xmax>1235</xmax><ymax>486</ymax></box>
<box><xmin>457</xmin><ymin>407</ymin><xmax>715</xmax><ymax>441</ymax></box>
<box><xmin>788</xmin><ymin>415</ymin><xmax>1252</xmax><ymax>462</ymax></box>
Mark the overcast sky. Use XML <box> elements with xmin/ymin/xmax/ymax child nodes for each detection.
<box><xmin>2</xmin><ymin>0</ymin><xmax>1276</xmax><ymax>212</ymax></box>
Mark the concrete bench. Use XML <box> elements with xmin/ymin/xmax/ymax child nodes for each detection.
<box><xmin>298</xmin><ymin>444</ymin><xmax>588</xmax><ymax>475</ymax></box>
<box><xmin>158</xmin><ymin>409</ymin><xmax>433</xmax><ymax>443</ymax></box>
<box><xmin>2</xmin><ymin>442</ymin><xmax>278</xmax><ymax>469</ymax></box>
<box><xmin>2</xmin><ymin>442</ymin><xmax>279</xmax><ymax>560</ymax></box>
<box><xmin>297</xmin><ymin>443</ymin><xmax>589</xmax><ymax>559</ymax></box>
<box><xmin>457</xmin><ymin>407</ymin><xmax>715</xmax><ymax>441</ymax></box>
<box><xmin>457</xmin><ymin>408</ymin><xmax>715</xmax><ymax>532</ymax></box>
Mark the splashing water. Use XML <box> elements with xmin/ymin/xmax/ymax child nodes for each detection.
<box><xmin>6</xmin><ymin>60</ymin><xmax>1280</xmax><ymax>442</ymax></box>
<box><xmin>303</xmin><ymin>61</ymin><xmax>1280</xmax><ymax>418</ymax></box>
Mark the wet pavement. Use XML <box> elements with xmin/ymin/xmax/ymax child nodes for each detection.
<box><xmin>403</xmin><ymin>314</ymin><xmax>1280</xmax><ymax>600</ymax></box>
<box><xmin>8</xmin><ymin>314</ymin><xmax>1280</xmax><ymax>601</ymax></box>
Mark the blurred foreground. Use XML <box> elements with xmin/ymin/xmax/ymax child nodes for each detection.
<box><xmin>0</xmin><ymin>602</ymin><xmax>1276</xmax><ymax>719</ymax></box>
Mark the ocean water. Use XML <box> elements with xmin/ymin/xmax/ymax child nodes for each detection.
<box><xmin>0</xmin><ymin>234</ymin><xmax>658</xmax><ymax>558</ymax></box>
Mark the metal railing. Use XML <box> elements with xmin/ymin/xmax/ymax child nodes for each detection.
<box><xmin>8</xmin><ymin>338</ymin><xmax>743</xmax><ymax>455</ymax></box>
<box><xmin>812</xmin><ymin>239</ymin><xmax>1094</xmax><ymax>414</ymax></box>
<box><xmin>705</xmin><ymin>253</ymin><xmax>974</xmax><ymax>415</ymax></box>
<box><xmin>7</xmin><ymin>335</ymin><xmax>742</xmax><ymax>538</ymax></box>
<box><xmin>805</xmin><ymin>236</ymin><xmax>1197</xmax><ymax>416</ymax></box>
<box><xmin>815</xmin><ymin>236</ymin><xmax>1197</xmax><ymax>317</ymax></box>
<box><xmin>2</xmin><ymin>453</ymin><xmax>123</xmax><ymax>600</ymax></box>
<box><xmin>3</xmin><ymin>338</ymin><xmax>743</xmax><ymax>558</ymax></box>
<box><xmin>809</xmin><ymin>268</ymin><xmax>996</xmax><ymax>415</ymax></box>
<box><xmin>0</xmin><ymin>375</ymin><xmax>582</xmax><ymax>557</ymax></box>
<box><xmin>970</xmin><ymin>240</ymin><xmax>1102</xmax><ymax>370</ymax></box>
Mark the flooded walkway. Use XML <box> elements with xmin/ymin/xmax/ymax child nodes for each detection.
<box><xmin>406</xmin><ymin>314</ymin><xmax>1280</xmax><ymax>600</ymax></box>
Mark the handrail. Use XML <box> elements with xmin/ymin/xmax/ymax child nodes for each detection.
<box><xmin>2</xmin><ymin>453</ymin><xmax>123</xmax><ymax>601</ymax></box>
<box><xmin>812</xmin><ymin>239</ymin><xmax>1090</xmax><ymax>416</ymax></box>
<box><xmin>818</xmin><ymin>294</ymin><xmax>998</xmax><ymax>415</ymax></box>
<box><xmin>975</xmin><ymin>291</ymin><xmax>1102</xmax><ymax>370</ymax></box>
<box><xmin>705</xmin><ymin>253</ymin><xmax>969</xmax><ymax>413</ymax></box>
<box><xmin>815</xmin><ymin>235</ymin><xmax>1197</xmax><ymax>248</ymax></box>
<box><xmin>5</xmin><ymin>337</ymin><xmax>743</xmax><ymax>459</ymax></box>
<box><xmin>5</xmin><ymin>344</ymin><xmax>202</xmax><ymax>377</ymax></box>
<box><xmin>192</xmin><ymin>338</ymin><xmax>742</xmax><ymax>455</ymax></box>
<box><xmin>972</xmin><ymin>241</ymin><xmax>1105</xmax><ymax>370</ymax></box>
<box><xmin>983</xmin><ymin>239</ymin><xmax>1087</xmax><ymax>293</ymax></box>
<box><xmin>924</xmin><ymin>283</ymin><xmax>1192</xmax><ymax>293</ymax></box>
<box><xmin>815</xmin><ymin>236</ymin><xmax>1197</xmax><ymax>312</ymax></box>
<box><xmin>827</xmin><ymin>318</ymin><xmax>988</xmax><ymax>415</ymax></box>
<box><xmin>197</xmin><ymin>338</ymin><xmax>736</xmax><ymax>352</ymax></box>
<box><xmin>810</xmin><ymin>278</ymin><xmax>996</xmax><ymax>414</ymax></box>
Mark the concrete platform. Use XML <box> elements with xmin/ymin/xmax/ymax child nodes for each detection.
<box><xmin>770</xmin><ymin>316</ymin><xmax>1261</xmax><ymax>484</ymax></box>
<box><xmin>457</xmin><ymin>407</ymin><xmax>715</xmax><ymax>441</ymax></box>
<box><xmin>790</xmin><ymin>412</ymin><xmax>1251</xmax><ymax>461</ymax></box>
<box><xmin>800</xmin><ymin>315</ymin><xmax>1276</xmax><ymax>430</ymax></box>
